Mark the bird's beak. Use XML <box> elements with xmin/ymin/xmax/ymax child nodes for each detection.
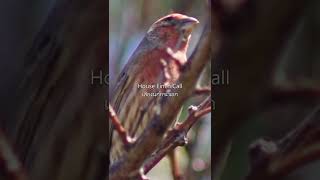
<box><xmin>179</xmin><ymin>16</ymin><xmax>199</xmax><ymax>34</ymax></box>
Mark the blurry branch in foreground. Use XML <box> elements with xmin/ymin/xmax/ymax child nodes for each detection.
<box><xmin>0</xmin><ymin>130</ymin><xmax>27</xmax><ymax>180</ymax></box>
<box><xmin>210</xmin><ymin>0</ymin><xmax>319</xmax><ymax>179</ymax></box>
<box><xmin>10</xmin><ymin>0</ymin><xmax>108</xmax><ymax>179</ymax></box>
<box><xmin>247</xmin><ymin>105</ymin><xmax>320</xmax><ymax>180</ymax></box>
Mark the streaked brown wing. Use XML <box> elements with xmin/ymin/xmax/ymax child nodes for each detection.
<box><xmin>109</xmin><ymin>38</ymin><xmax>162</xmax><ymax>163</ymax></box>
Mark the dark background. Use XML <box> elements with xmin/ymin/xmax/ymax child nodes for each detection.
<box><xmin>0</xmin><ymin>0</ymin><xmax>55</xmax><ymax>130</ymax></box>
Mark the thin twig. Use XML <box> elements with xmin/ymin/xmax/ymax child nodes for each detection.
<box><xmin>193</xmin><ymin>87</ymin><xmax>211</xmax><ymax>96</ymax></box>
<box><xmin>179</xmin><ymin>96</ymin><xmax>211</xmax><ymax>131</ymax></box>
<box><xmin>109</xmin><ymin>105</ymin><xmax>136</xmax><ymax>145</ymax></box>
<box><xmin>169</xmin><ymin>150</ymin><xmax>183</xmax><ymax>180</ymax></box>
<box><xmin>142</xmin><ymin>97</ymin><xmax>211</xmax><ymax>174</ymax></box>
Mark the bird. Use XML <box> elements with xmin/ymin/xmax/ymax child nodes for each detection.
<box><xmin>109</xmin><ymin>13</ymin><xmax>199</xmax><ymax>164</ymax></box>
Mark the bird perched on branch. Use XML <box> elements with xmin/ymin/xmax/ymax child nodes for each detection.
<box><xmin>110</xmin><ymin>13</ymin><xmax>199</xmax><ymax>164</ymax></box>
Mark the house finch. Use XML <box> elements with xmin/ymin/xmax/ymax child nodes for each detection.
<box><xmin>110</xmin><ymin>13</ymin><xmax>199</xmax><ymax>163</ymax></box>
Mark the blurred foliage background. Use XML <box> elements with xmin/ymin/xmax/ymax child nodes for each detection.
<box><xmin>109</xmin><ymin>0</ymin><xmax>211</xmax><ymax>180</ymax></box>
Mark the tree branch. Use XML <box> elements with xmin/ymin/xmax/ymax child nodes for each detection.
<box><xmin>247</xmin><ymin>105</ymin><xmax>320</xmax><ymax>179</ymax></box>
<box><xmin>211</xmin><ymin>0</ymin><xmax>311</xmax><ymax>178</ymax></box>
<box><xmin>193</xmin><ymin>87</ymin><xmax>211</xmax><ymax>96</ymax></box>
<box><xmin>266</xmin><ymin>86</ymin><xmax>320</xmax><ymax>106</ymax></box>
<box><xmin>142</xmin><ymin>97</ymin><xmax>211</xmax><ymax>175</ymax></box>
<box><xmin>168</xmin><ymin>150</ymin><xmax>182</xmax><ymax>180</ymax></box>
<box><xmin>108</xmin><ymin>105</ymin><xmax>136</xmax><ymax>145</ymax></box>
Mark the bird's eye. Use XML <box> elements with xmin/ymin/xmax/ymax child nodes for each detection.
<box><xmin>159</xmin><ymin>16</ymin><xmax>174</xmax><ymax>27</ymax></box>
<box><xmin>164</xmin><ymin>16</ymin><xmax>173</xmax><ymax>22</ymax></box>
